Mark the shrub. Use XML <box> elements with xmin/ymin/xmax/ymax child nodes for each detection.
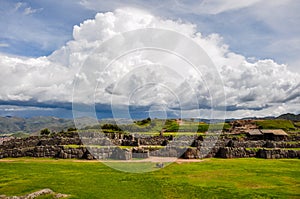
<box><xmin>40</xmin><ymin>128</ymin><xmax>51</xmax><ymax>135</ymax></box>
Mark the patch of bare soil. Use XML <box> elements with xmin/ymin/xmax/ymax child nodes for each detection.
<box><xmin>0</xmin><ymin>157</ymin><xmax>204</xmax><ymax>163</ymax></box>
<box><xmin>98</xmin><ymin>156</ymin><xmax>205</xmax><ymax>163</ymax></box>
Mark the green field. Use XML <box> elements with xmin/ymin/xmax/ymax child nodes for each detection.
<box><xmin>0</xmin><ymin>158</ymin><xmax>299</xmax><ymax>198</ymax></box>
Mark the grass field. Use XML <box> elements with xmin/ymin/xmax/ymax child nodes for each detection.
<box><xmin>0</xmin><ymin>158</ymin><xmax>299</xmax><ymax>198</ymax></box>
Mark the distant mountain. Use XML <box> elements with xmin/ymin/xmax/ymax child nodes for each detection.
<box><xmin>277</xmin><ymin>113</ymin><xmax>300</xmax><ymax>121</ymax></box>
<box><xmin>240</xmin><ymin>114</ymin><xmax>300</xmax><ymax>121</ymax></box>
<box><xmin>1</xmin><ymin>113</ymin><xmax>299</xmax><ymax>134</ymax></box>
<box><xmin>0</xmin><ymin>116</ymin><xmax>75</xmax><ymax>134</ymax></box>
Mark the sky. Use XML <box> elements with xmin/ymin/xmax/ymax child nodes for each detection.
<box><xmin>0</xmin><ymin>0</ymin><xmax>299</xmax><ymax>119</ymax></box>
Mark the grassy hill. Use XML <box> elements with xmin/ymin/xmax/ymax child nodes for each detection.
<box><xmin>1</xmin><ymin>115</ymin><xmax>298</xmax><ymax>135</ymax></box>
<box><xmin>255</xmin><ymin>119</ymin><xmax>296</xmax><ymax>131</ymax></box>
<box><xmin>0</xmin><ymin>116</ymin><xmax>75</xmax><ymax>134</ymax></box>
<box><xmin>277</xmin><ymin>113</ymin><xmax>300</xmax><ymax>121</ymax></box>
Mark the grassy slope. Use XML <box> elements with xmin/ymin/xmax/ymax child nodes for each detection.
<box><xmin>294</xmin><ymin>122</ymin><xmax>300</xmax><ymax>128</ymax></box>
<box><xmin>0</xmin><ymin>158</ymin><xmax>299</xmax><ymax>199</ymax></box>
<box><xmin>255</xmin><ymin>120</ymin><xmax>296</xmax><ymax>131</ymax></box>
<box><xmin>0</xmin><ymin>116</ymin><xmax>75</xmax><ymax>134</ymax></box>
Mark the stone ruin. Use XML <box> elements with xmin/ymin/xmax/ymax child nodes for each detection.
<box><xmin>0</xmin><ymin>132</ymin><xmax>299</xmax><ymax>160</ymax></box>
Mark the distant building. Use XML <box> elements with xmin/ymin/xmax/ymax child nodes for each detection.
<box><xmin>246</xmin><ymin>129</ymin><xmax>288</xmax><ymax>141</ymax></box>
<box><xmin>176</xmin><ymin>119</ymin><xmax>183</xmax><ymax>125</ymax></box>
<box><xmin>260</xmin><ymin>129</ymin><xmax>288</xmax><ymax>141</ymax></box>
<box><xmin>246</xmin><ymin>129</ymin><xmax>263</xmax><ymax>140</ymax></box>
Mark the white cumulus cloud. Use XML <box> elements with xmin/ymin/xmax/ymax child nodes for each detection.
<box><xmin>0</xmin><ymin>8</ymin><xmax>299</xmax><ymax>118</ymax></box>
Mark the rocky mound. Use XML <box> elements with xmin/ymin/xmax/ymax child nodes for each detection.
<box><xmin>0</xmin><ymin>188</ymin><xmax>69</xmax><ymax>199</ymax></box>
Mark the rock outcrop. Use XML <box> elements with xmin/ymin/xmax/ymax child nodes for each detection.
<box><xmin>0</xmin><ymin>188</ymin><xmax>69</xmax><ymax>199</ymax></box>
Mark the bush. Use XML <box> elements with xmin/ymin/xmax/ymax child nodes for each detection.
<box><xmin>67</xmin><ymin>127</ymin><xmax>77</xmax><ymax>132</ymax></box>
<box><xmin>101</xmin><ymin>124</ymin><xmax>122</xmax><ymax>132</ymax></box>
<box><xmin>40</xmin><ymin>128</ymin><xmax>51</xmax><ymax>135</ymax></box>
<box><xmin>134</xmin><ymin>117</ymin><xmax>151</xmax><ymax>126</ymax></box>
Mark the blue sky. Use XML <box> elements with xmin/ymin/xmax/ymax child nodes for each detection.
<box><xmin>1</xmin><ymin>0</ymin><xmax>299</xmax><ymax>71</ymax></box>
<box><xmin>0</xmin><ymin>0</ymin><xmax>299</xmax><ymax>119</ymax></box>
<box><xmin>0</xmin><ymin>0</ymin><xmax>97</xmax><ymax>56</ymax></box>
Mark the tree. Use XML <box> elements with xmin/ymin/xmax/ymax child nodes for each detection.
<box><xmin>67</xmin><ymin>127</ymin><xmax>77</xmax><ymax>132</ymax></box>
<box><xmin>101</xmin><ymin>124</ymin><xmax>122</xmax><ymax>132</ymax></box>
<box><xmin>40</xmin><ymin>128</ymin><xmax>51</xmax><ymax>136</ymax></box>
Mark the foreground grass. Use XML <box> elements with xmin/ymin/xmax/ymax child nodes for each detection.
<box><xmin>0</xmin><ymin>158</ymin><xmax>299</xmax><ymax>199</ymax></box>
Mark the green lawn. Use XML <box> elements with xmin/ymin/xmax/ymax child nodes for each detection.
<box><xmin>0</xmin><ymin>158</ymin><xmax>299</xmax><ymax>198</ymax></box>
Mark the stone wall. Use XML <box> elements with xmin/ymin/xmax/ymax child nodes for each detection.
<box><xmin>139</xmin><ymin>136</ymin><xmax>171</xmax><ymax>146</ymax></box>
<box><xmin>226</xmin><ymin>140</ymin><xmax>300</xmax><ymax>148</ymax></box>
<box><xmin>216</xmin><ymin>147</ymin><xmax>300</xmax><ymax>159</ymax></box>
<box><xmin>216</xmin><ymin>147</ymin><xmax>256</xmax><ymax>158</ymax></box>
<box><xmin>0</xmin><ymin>145</ymin><xmax>86</xmax><ymax>159</ymax></box>
<box><xmin>0</xmin><ymin>145</ymin><xmax>134</xmax><ymax>160</ymax></box>
<box><xmin>0</xmin><ymin>135</ymin><xmax>81</xmax><ymax>150</ymax></box>
<box><xmin>0</xmin><ymin>134</ymin><xmax>299</xmax><ymax>160</ymax></box>
<box><xmin>0</xmin><ymin>134</ymin><xmax>131</xmax><ymax>160</ymax></box>
<box><xmin>256</xmin><ymin>149</ymin><xmax>300</xmax><ymax>159</ymax></box>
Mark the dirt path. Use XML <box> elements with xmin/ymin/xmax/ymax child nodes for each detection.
<box><xmin>97</xmin><ymin>156</ymin><xmax>205</xmax><ymax>163</ymax></box>
<box><xmin>0</xmin><ymin>157</ymin><xmax>205</xmax><ymax>163</ymax></box>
